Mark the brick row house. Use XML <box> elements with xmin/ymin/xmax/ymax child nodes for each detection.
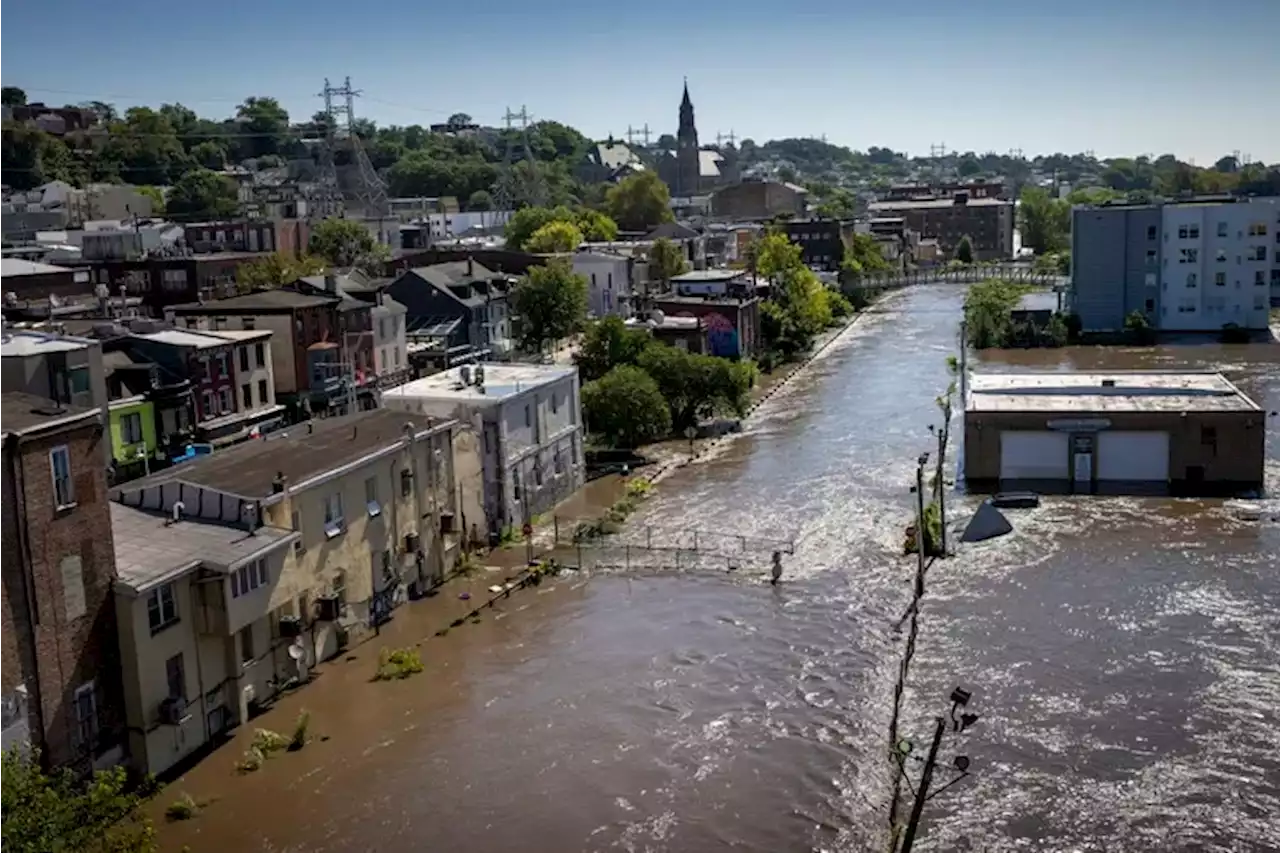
<box><xmin>2</xmin><ymin>393</ymin><xmax>127</xmax><ymax>770</ymax></box>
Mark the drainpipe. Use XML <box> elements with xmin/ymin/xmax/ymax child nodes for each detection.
<box><xmin>6</xmin><ymin>435</ymin><xmax>47</xmax><ymax>762</ymax></box>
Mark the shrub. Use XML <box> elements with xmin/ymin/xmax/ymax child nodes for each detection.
<box><xmin>250</xmin><ymin>728</ymin><xmax>289</xmax><ymax>755</ymax></box>
<box><xmin>375</xmin><ymin>647</ymin><xmax>425</xmax><ymax>681</ymax></box>
<box><xmin>288</xmin><ymin>711</ymin><xmax>311</xmax><ymax>751</ymax></box>
<box><xmin>165</xmin><ymin>793</ymin><xmax>200</xmax><ymax>822</ymax></box>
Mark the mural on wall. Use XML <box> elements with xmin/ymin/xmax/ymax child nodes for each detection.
<box><xmin>703</xmin><ymin>311</ymin><xmax>740</xmax><ymax>358</ymax></box>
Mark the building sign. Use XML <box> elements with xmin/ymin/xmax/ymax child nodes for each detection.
<box><xmin>1047</xmin><ymin>418</ymin><xmax>1112</xmax><ymax>432</ymax></box>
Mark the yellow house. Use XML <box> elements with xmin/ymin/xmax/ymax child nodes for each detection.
<box><xmin>109</xmin><ymin>409</ymin><xmax>477</xmax><ymax>776</ymax></box>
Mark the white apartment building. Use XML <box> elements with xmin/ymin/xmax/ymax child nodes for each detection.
<box><xmin>382</xmin><ymin>363</ymin><xmax>584</xmax><ymax>536</ymax></box>
<box><xmin>572</xmin><ymin>250</ymin><xmax>636</xmax><ymax>318</ymax></box>
<box><xmin>1159</xmin><ymin>198</ymin><xmax>1278</xmax><ymax>331</ymax></box>
<box><xmin>371</xmin><ymin>293</ymin><xmax>409</xmax><ymax>385</ymax></box>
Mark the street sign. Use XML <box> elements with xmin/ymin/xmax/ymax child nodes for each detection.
<box><xmin>522</xmin><ymin>522</ymin><xmax>533</xmax><ymax>538</ymax></box>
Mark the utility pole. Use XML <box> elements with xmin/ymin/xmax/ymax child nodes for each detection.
<box><xmin>897</xmin><ymin>688</ymin><xmax>979</xmax><ymax>853</ymax></box>
<box><xmin>913</xmin><ymin>453</ymin><xmax>928</xmax><ymax>577</ymax></box>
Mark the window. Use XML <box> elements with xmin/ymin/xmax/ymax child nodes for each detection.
<box><xmin>241</xmin><ymin>317</ymin><xmax>256</xmax><ymax>330</ymax></box>
<box><xmin>215</xmin><ymin>353</ymin><xmax>229</xmax><ymax>378</ymax></box>
<box><xmin>198</xmin><ymin>355</ymin><xmax>212</xmax><ymax>383</ymax></box>
<box><xmin>365</xmin><ymin>476</ymin><xmax>381</xmax><ymax>517</ymax></box>
<box><xmin>379</xmin><ymin>317</ymin><xmax>387</xmax><ymax>338</ymax></box>
<box><xmin>291</xmin><ymin>510</ymin><xmax>304</xmax><ymax>552</ymax></box>
<box><xmin>256</xmin><ymin>380</ymin><xmax>267</xmax><ymax>405</ymax></box>
<box><xmin>324</xmin><ymin>492</ymin><xmax>345</xmax><ymax>538</ymax></box>
<box><xmin>1215</xmin><ymin>272</ymin><xmax>1226</xmax><ymax>286</ymax></box>
<box><xmin>1186</xmin><ymin>273</ymin><xmax>1197</xmax><ymax>288</ymax></box>
<box><xmin>73</xmin><ymin>682</ymin><xmax>98</xmax><ymax>750</ymax></box>
<box><xmin>1254</xmin><ymin>295</ymin><xmax>1267</xmax><ymax>311</ymax></box>
<box><xmin>393</xmin><ymin>346</ymin><xmax>400</xmax><ymax>367</ymax></box>
<box><xmin>1144</xmin><ymin>273</ymin><xmax>1157</xmax><ymax>287</ymax></box>
<box><xmin>1256</xmin><ymin>270</ymin><xmax>1266</xmax><ymax>287</ymax></box>
<box><xmin>1145</xmin><ymin>249</ymin><xmax>1157</xmax><ymax>266</ymax></box>
<box><xmin>219</xmin><ymin>387</ymin><xmax>233</xmax><ymax>413</ymax></box>
<box><xmin>121</xmin><ymin>412</ymin><xmax>143</xmax><ymax>444</ymax></box>
<box><xmin>240</xmin><ymin>625</ymin><xmax>255</xmax><ymax>665</ymax></box>
<box><xmin>165</xmin><ymin>653</ymin><xmax>186</xmax><ymax>701</ymax></box>
<box><xmin>551</xmin><ymin>393</ymin><xmax>559</xmax><ymax>415</ymax></box>
<box><xmin>1178</xmin><ymin>224</ymin><xmax>1199</xmax><ymax>240</ymax></box>
<box><xmin>524</xmin><ymin>404</ymin><xmax>531</xmax><ymax>428</ymax></box>
<box><xmin>1249</xmin><ymin>246</ymin><xmax>1266</xmax><ymax>261</ymax></box>
<box><xmin>1217</xmin><ymin>221</ymin><xmax>1228</xmax><ymax>238</ymax></box>
<box><xmin>254</xmin><ymin>342</ymin><xmax>265</xmax><ymax>367</ymax></box>
<box><xmin>50</xmin><ymin>445</ymin><xmax>74</xmax><ymax>508</ymax></box>
<box><xmin>512</xmin><ymin>469</ymin><xmax>522</xmax><ymax>502</ymax></box>
<box><xmin>148</xmin><ymin>582</ymin><xmax>179</xmax><ymax>634</ymax></box>
<box><xmin>239</xmin><ymin>347</ymin><xmax>250</xmax><ymax>372</ymax></box>
<box><xmin>1247</xmin><ymin>222</ymin><xmax>1267</xmax><ymax>237</ymax></box>
<box><xmin>1179</xmin><ymin>248</ymin><xmax>1198</xmax><ymax>263</ymax></box>
<box><xmin>534</xmin><ymin>461</ymin><xmax>543</xmax><ymax>487</ymax></box>
<box><xmin>1146</xmin><ymin>225</ymin><xmax>1157</xmax><ymax>240</ymax></box>
<box><xmin>242</xmin><ymin>383</ymin><xmax>253</xmax><ymax>409</ymax></box>
<box><xmin>231</xmin><ymin>559</ymin><xmax>269</xmax><ymax>598</ymax></box>
<box><xmin>201</xmin><ymin>390</ymin><xmax>215</xmax><ymax>416</ymax></box>
<box><xmin>1215</xmin><ymin>249</ymin><xmax>1227</xmax><ymax>263</ymax></box>
<box><xmin>1144</xmin><ymin>298</ymin><xmax>1154</xmax><ymax>313</ymax></box>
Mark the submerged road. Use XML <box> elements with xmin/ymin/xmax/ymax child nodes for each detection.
<box><xmin>161</xmin><ymin>284</ymin><xmax>1280</xmax><ymax>853</ymax></box>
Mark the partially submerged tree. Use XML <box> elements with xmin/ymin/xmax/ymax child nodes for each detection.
<box><xmin>511</xmin><ymin>258</ymin><xmax>588</xmax><ymax>353</ymax></box>
<box><xmin>582</xmin><ymin>365</ymin><xmax>672</xmax><ymax>448</ymax></box>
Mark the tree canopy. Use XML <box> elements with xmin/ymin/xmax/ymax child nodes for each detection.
<box><xmin>511</xmin><ymin>258</ymin><xmax>588</xmax><ymax>353</ymax></box>
<box><xmin>575</xmin><ymin>316</ymin><xmax>653</xmax><ymax>382</ymax></box>
<box><xmin>525</xmin><ymin>220</ymin><xmax>583</xmax><ymax>253</ymax></box>
<box><xmin>236</xmin><ymin>253</ymin><xmax>327</xmax><ymax>291</ymax></box>
<box><xmin>164</xmin><ymin>168</ymin><xmax>239</xmax><ymax>219</ymax></box>
<box><xmin>605</xmin><ymin>171</ymin><xmax>674</xmax><ymax>232</ymax></box>
<box><xmin>308</xmin><ymin>218</ymin><xmax>390</xmax><ymax>273</ymax></box>
<box><xmin>582</xmin><ymin>365</ymin><xmax>671</xmax><ymax>448</ymax></box>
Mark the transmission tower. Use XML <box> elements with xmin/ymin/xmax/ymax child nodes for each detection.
<box><xmin>317</xmin><ymin>76</ymin><xmax>389</xmax><ymax>220</ymax></box>
<box><xmin>492</xmin><ymin>105</ymin><xmax>545</xmax><ymax>210</ymax></box>
<box><xmin>310</xmin><ymin>78</ymin><xmax>346</xmax><ymax>219</ymax></box>
<box><xmin>715</xmin><ymin>130</ymin><xmax>738</xmax><ymax>148</ymax></box>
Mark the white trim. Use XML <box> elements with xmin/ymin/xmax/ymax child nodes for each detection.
<box><xmin>49</xmin><ymin>444</ymin><xmax>75</xmax><ymax>509</ymax></box>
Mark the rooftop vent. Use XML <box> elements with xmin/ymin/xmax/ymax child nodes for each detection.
<box><xmin>1101</xmin><ymin>379</ymin><xmax>1116</xmax><ymax>388</ymax></box>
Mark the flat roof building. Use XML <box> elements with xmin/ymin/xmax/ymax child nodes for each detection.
<box><xmin>963</xmin><ymin>371</ymin><xmax>1265</xmax><ymax>496</ymax></box>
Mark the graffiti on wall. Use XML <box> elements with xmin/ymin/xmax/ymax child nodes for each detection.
<box><xmin>704</xmin><ymin>312</ymin><xmax>740</xmax><ymax>358</ymax></box>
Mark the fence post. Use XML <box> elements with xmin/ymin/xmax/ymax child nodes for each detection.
<box><xmin>626</xmin><ymin>544</ymin><xmax>631</xmax><ymax>572</ymax></box>
<box><xmin>693</xmin><ymin>530</ymin><xmax>699</xmax><ymax>551</ymax></box>
<box><xmin>647</xmin><ymin>527</ymin><xmax>652</xmax><ymax>549</ymax></box>
<box><xmin>554</xmin><ymin>515</ymin><xmax>559</xmax><ymax>543</ymax></box>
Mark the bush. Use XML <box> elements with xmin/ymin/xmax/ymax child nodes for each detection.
<box><xmin>827</xmin><ymin>290</ymin><xmax>854</xmax><ymax>321</ymax></box>
<box><xmin>234</xmin><ymin>746</ymin><xmax>265</xmax><ymax>775</ymax></box>
<box><xmin>582</xmin><ymin>365</ymin><xmax>671</xmax><ymax>448</ymax></box>
<box><xmin>1123</xmin><ymin>310</ymin><xmax>1156</xmax><ymax>345</ymax></box>
<box><xmin>165</xmin><ymin>793</ymin><xmax>200</xmax><ymax>822</ymax></box>
<box><xmin>963</xmin><ymin>279</ymin><xmax>1034</xmax><ymax>349</ymax></box>
<box><xmin>375</xmin><ymin>647</ymin><xmax>425</xmax><ymax>681</ymax></box>
<box><xmin>289</xmin><ymin>710</ymin><xmax>311</xmax><ymax>751</ymax></box>
<box><xmin>250</xmin><ymin>728</ymin><xmax>289</xmax><ymax>755</ymax></box>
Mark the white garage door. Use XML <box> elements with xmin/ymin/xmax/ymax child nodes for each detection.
<box><xmin>999</xmin><ymin>431</ymin><xmax>1069</xmax><ymax>481</ymax></box>
<box><xmin>1097</xmin><ymin>431</ymin><xmax>1170</xmax><ymax>482</ymax></box>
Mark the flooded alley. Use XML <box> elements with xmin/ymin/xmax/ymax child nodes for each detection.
<box><xmin>158</xmin><ymin>284</ymin><xmax>1280</xmax><ymax>853</ymax></box>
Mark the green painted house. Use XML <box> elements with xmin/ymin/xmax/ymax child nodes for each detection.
<box><xmin>108</xmin><ymin>397</ymin><xmax>158</xmax><ymax>477</ymax></box>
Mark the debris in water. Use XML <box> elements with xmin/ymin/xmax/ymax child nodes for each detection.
<box><xmin>961</xmin><ymin>501</ymin><xmax>1014</xmax><ymax>543</ymax></box>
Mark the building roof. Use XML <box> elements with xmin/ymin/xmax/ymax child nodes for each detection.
<box><xmin>645</xmin><ymin>222</ymin><xmax>700</xmax><ymax>241</ymax></box>
<box><xmin>131</xmin><ymin>328</ymin><xmax>233</xmax><ymax>350</ymax></box>
<box><xmin>670</xmin><ymin>269</ymin><xmax>748</xmax><ymax>283</ymax></box>
<box><xmin>169</xmin><ymin>289</ymin><xmax>336</xmax><ymax>313</ymax></box>
<box><xmin>1</xmin><ymin>391</ymin><xmax>99</xmax><ymax>437</ymax></box>
<box><xmin>383</xmin><ymin>363</ymin><xmax>576</xmax><ymax>405</ymax></box>
<box><xmin>1</xmin><ymin>258</ymin><xmax>73</xmax><ymax>277</ymax></box>
<box><xmin>1</xmin><ymin>328</ymin><xmax>93</xmax><ymax>357</ymax></box>
<box><xmin>588</xmin><ymin>142</ymin><xmax>641</xmax><ymax>172</ymax></box>
<box><xmin>699</xmin><ymin>150</ymin><xmax>723</xmax><ymax>178</ymax></box>
<box><xmin>652</xmin><ymin>294</ymin><xmax>757</xmax><ymax>307</ymax></box>
<box><xmin>868</xmin><ymin>197</ymin><xmax>1011</xmax><ymax>211</ymax></box>
<box><xmin>967</xmin><ymin>371</ymin><xmax>1261</xmax><ymax>414</ymax></box>
<box><xmin>110</xmin><ymin>503</ymin><xmax>295</xmax><ymax>594</ymax></box>
<box><xmin>118</xmin><ymin>408</ymin><xmax>453</xmax><ymax>500</ymax></box>
<box><xmin>203</xmin><ymin>328</ymin><xmax>273</xmax><ymax>343</ymax></box>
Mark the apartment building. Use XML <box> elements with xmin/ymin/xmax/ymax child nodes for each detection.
<box><xmin>382</xmin><ymin>363</ymin><xmax>584</xmax><ymax>536</ymax></box>
<box><xmin>2</xmin><ymin>329</ymin><xmax>111</xmax><ymax>466</ymax></box>
<box><xmin>1071</xmin><ymin>197</ymin><xmax>1279</xmax><ymax>332</ymax></box>
<box><xmin>108</xmin><ymin>409</ymin><xmax>477</xmax><ymax>776</ymax></box>
<box><xmin>2</xmin><ymin>393</ymin><xmax>127</xmax><ymax>771</ymax></box>
<box><xmin>867</xmin><ymin>193</ymin><xmax>1014</xmax><ymax>261</ymax></box>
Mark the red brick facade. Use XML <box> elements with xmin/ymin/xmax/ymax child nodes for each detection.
<box><xmin>1</xmin><ymin>415</ymin><xmax>124</xmax><ymax>770</ymax></box>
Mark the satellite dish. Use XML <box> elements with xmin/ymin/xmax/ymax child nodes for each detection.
<box><xmin>288</xmin><ymin>641</ymin><xmax>305</xmax><ymax>661</ymax></box>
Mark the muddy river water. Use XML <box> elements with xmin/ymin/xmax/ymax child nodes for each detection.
<box><xmin>159</xmin><ymin>285</ymin><xmax>1280</xmax><ymax>853</ymax></box>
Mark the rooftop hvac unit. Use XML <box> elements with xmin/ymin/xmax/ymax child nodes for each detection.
<box><xmin>460</xmin><ymin>364</ymin><xmax>474</xmax><ymax>385</ymax></box>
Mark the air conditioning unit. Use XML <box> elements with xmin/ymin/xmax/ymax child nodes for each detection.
<box><xmin>159</xmin><ymin>695</ymin><xmax>187</xmax><ymax>725</ymax></box>
<box><xmin>404</xmin><ymin>532</ymin><xmax>420</xmax><ymax>554</ymax></box>
<box><xmin>278</xmin><ymin>615</ymin><xmax>302</xmax><ymax>638</ymax></box>
<box><xmin>315</xmin><ymin>594</ymin><xmax>341</xmax><ymax>622</ymax></box>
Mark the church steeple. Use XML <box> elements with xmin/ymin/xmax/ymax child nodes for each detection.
<box><xmin>678</xmin><ymin>77</ymin><xmax>695</xmax><ymax>137</ymax></box>
<box><xmin>675</xmin><ymin>78</ymin><xmax>700</xmax><ymax>196</ymax></box>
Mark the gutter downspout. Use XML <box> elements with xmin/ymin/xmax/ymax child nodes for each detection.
<box><xmin>7</xmin><ymin>434</ymin><xmax>48</xmax><ymax>763</ymax></box>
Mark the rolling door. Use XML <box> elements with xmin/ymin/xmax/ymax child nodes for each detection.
<box><xmin>999</xmin><ymin>431</ymin><xmax>1069</xmax><ymax>482</ymax></box>
<box><xmin>1097</xmin><ymin>431</ymin><xmax>1169</xmax><ymax>483</ymax></box>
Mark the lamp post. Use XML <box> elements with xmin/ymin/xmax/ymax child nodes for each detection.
<box><xmin>896</xmin><ymin>687</ymin><xmax>980</xmax><ymax>853</ymax></box>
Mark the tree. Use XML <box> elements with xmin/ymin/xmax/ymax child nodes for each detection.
<box><xmin>575</xmin><ymin>316</ymin><xmax>652</xmax><ymax>382</ymax></box>
<box><xmin>467</xmin><ymin>189</ymin><xmax>493</xmax><ymax>211</ymax></box>
<box><xmin>234</xmin><ymin>97</ymin><xmax>290</xmax><ymax>159</ymax></box>
<box><xmin>647</xmin><ymin>238</ymin><xmax>689</xmax><ymax>291</ymax></box>
<box><xmin>164</xmin><ymin>168</ymin><xmax>239</xmax><ymax>219</ymax></box>
<box><xmin>190</xmin><ymin>140</ymin><xmax>227</xmax><ymax>170</ymax></box>
<box><xmin>2</xmin><ymin>86</ymin><xmax>26</xmax><ymax>106</ymax></box>
<box><xmin>525</xmin><ymin>220</ymin><xmax>583</xmax><ymax>253</ymax></box>
<box><xmin>753</xmin><ymin>232</ymin><xmax>804</xmax><ymax>281</ymax></box>
<box><xmin>582</xmin><ymin>365</ymin><xmax>671</xmax><ymax>448</ymax></box>
<box><xmin>605</xmin><ymin>171</ymin><xmax>674</xmax><ymax>231</ymax></box>
<box><xmin>504</xmin><ymin>206</ymin><xmax>572</xmax><ymax>251</ymax></box>
<box><xmin>1</xmin><ymin>748</ymin><xmax>158</xmax><ymax>853</ymax></box>
<box><xmin>1018</xmin><ymin>186</ymin><xmax>1070</xmax><ymax>255</ymax></box>
<box><xmin>98</xmin><ymin>107</ymin><xmax>193</xmax><ymax>185</ymax></box>
<box><xmin>511</xmin><ymin>258</ymin><xmax>588</xmax><ymax>353</ymax></box>
<box><xmin>237</xmin><ymin>253</ymin><xmax>327</xmax><ymax>291</ymax></box>
<box><xmin>136</xmin><ymin>185</ymin><xmax>165</xmax><ymax>214</ymax></box>
<box><xmin>446</xmin><ymin>112</ymin><xmax>473</xmax><ymax>129</ymax></box>
<box><xmin>954</xmin><ymin>235</ymin><xmax>974</xmax><ymax>265</ymax></box>
<box><xmin>842</xmin><ymin>232</ymin><xmax>892</xmax><ymax>276</ymax></box>
<box><xmin>575</xmin><ymin>208</ymin><xmax>618</xmax><ymax>242</ymax></box>
<box><xmin>638</xmin><ymin>345</ymin><xmax>755</xmax><ymax>432</ymax></box>
<box><xmin>309</xmin><ymin>218</ymin><xmax>390</xmax><ymax>273</ymax></box>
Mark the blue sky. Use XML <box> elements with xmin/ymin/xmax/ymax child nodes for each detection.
<box><xmin>4</xmin><ymin>0</ymin><xmax>1278</xmax><ymax>164</ymax></box>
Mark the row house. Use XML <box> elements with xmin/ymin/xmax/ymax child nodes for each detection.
<box><xmin>76</xmin><ymin>251</ymin><xmax>272</xmax><ymax>316</ymax></box>
<box><xmin>182</xmin><ymin>219</ymin><xmax>310</xmax><ymax>259</ymax></box>
<box><xmin>108</xmin><ymin>409</ymin><xmax>480</xmax><ymax>776</ymax></box>
<box><xmin>2</xmin><ymin>393</ymin><xmax>127</xmax><ymax>771</ymax></box>
<box><xmin>386</xmin><ymin>260</ymin><xmax>513</xmax><ymax>361</ymax></box>
<box><xmin>164</xmin><ymin>281</ymin><xmax>377</xmax><ymax>416</ymax></box>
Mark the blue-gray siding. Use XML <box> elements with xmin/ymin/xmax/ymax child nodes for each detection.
<box><xmin>1070</xmin><ymin>206</ymin><xmax>1162</xmax><ymax>331</ymax></box>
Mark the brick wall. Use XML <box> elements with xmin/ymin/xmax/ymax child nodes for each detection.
<box><xmin>1</xmin><ymin>420</ymin><xmax>125</xmax><ymax>769</ymax></box>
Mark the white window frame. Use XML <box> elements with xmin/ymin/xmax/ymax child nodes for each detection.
<box><xmin>365</xmin><ymin>476</ymin><xmax>381</xmax><ymax>518</ymax></box>
<box><xmin>232</xmin><ymin>559</ymin><xmax>269</xmax><ymax>598</ymax></box>
<box><xmin>324</xmin><ymin>492</ymin><xmax>345</xmax><ymax>538</ymax></box>
<box><xmin>50</xmin><ymin>445</ymin><xmax>75</xmax><ymax>508</ymax></box>
<box><xmin>121</xmin><ymin>411</ymin><xmax>144</xmax><ymax>445</ymax></box>
<box><xmin>147</xmin><ymin>583</ymin><xmax>179</xmax><ymax>634</ymax></box>
<box><xmin>219</xmin><ymin>387</ymin><xmax>233</xmax><ymax>413</ymax></box>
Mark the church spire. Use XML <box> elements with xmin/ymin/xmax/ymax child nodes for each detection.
<box><xmin>681</xmin><ymin>77</ymin><xmax>692</xmax><ymax>110</ymax></box>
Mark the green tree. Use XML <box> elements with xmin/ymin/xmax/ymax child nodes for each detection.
<box><xmin>605</xmin><ymin>171</ymin><xmax>674</xmax><ymax>231</ymax></box>
<box><xmin>525</xmin><ymin>220</ymin><xmax>583</xmax><ymax>253</ymax></box>
<box><xmin>582</xmin><ymin>365</ymin><xmax>672</xmax><ymax>448</ymax></box>
<box><xmin>841</xmin><ymin>232</ymin><xmax>892</xmax><ymax>276</ymax></box>
<box><xmin>638</xmin><ymin>345</ymin><xmax>755</xmax><ymax>432</ymax></box>
<box><xmin>963</xmin><ymin>279</ymin><xmax>1033</xmax><ymax>349</ymax></box>
<box><xmin>1018</xmin><ymin>186</ymin><xmax>1070</xmax><ymax>255</ymax></box>
<box><xmin>753</xmin><ymin>231</ymin><xmax>804</xmax><ymax>280</ymax></box>
<box><xmin>647</xmin><ymin>237</ymin><xmax>689</xmax><ymax>291</ymax></box>
<box><xmin>504</xmin><ymin>205</ymin><xmax>574</xmax><ymax>251</ymax></box>
<box><xmin>165</xmin><ymin>168</ymin><xmax>239</xmax><ymax>219</ymax></box>
<box><xmin>954</xmin><ymin>235</ymin><xmax>974</xmax><ymax>265</ymax></box>
<box><xmin>467</xmin><ymin>189</ymin><xmax>493</xmax><ymax>211</ymax></box>
<box><xmin>512</xmin><ymin>258</ymin><xmax>589</xmax><ymax>353</ymax></box>
<box><xmin>309</xmin><ymin>218</ymin><xmax>390</xmax><ymax>273</ymax></box>
<box><xmin>1</xmin><ymin>748</ymin><xmax>158</xmax><ymax>853</ymax></box>
<box><xmin>575</xmin><ymin>208</ymin><xmax>619</xmax><ymax>242</ymax></box>
<box><xmin>446</xmin><ymin>112</ymin><xmax>473</xmax><ymax>129</ymax></box>
<box><xmin>575</xmin><ymin>316</ymin><xmax>652</xmax><ymax>382</ymax></box>
<box><xmin>237</xmin><ymin>253</ymin><xmax>327</xmax><ymax>291</ymax></box>
<box><xmin>190</xmin><ymin>140</ymin><xmax>227</xmax><ymax>170</ymax></box>
<box><xmin>99</xmin><ymin>107</ymin><xmax>193</xmax><ymax>185</ymax></box>
<box><xmin>234</xmin><ymin>97</ymin><xmax>290</xmax><ymax>159</ymax></box>
<box><xmin>2</xmin><ymin>86</ymin><xmax>27</xmax><ymax>106</ymax></box>
<box><xmin>136</xmin><ymin>185</ymin><xmax>165</xmax><ymax>214</ymax></box>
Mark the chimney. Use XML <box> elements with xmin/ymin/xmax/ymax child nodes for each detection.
<box><xmin>466</xmin><ymin>256</ymin><xmax>474</xmax><ymax>277</ymax></box>
<box><xmin>271</xmin><ymin>471</ymin><xmax>287</xmax><ymax>493</ymax></box>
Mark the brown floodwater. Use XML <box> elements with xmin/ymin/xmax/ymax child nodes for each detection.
<box><xmin>156</xmin><ymin>285</ymin><xmax>1280</xmax><ymax>853</ymax></box>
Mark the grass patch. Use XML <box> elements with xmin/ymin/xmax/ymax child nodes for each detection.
<box><xmin>164</xmin><ymin>792</ymin><xmax>201</xmax><ymax>822</ymax></box>
<box><xmin>374</xmin><ymin>647</ymin><xmax>425</xmax><ymax>681</ymax></box>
